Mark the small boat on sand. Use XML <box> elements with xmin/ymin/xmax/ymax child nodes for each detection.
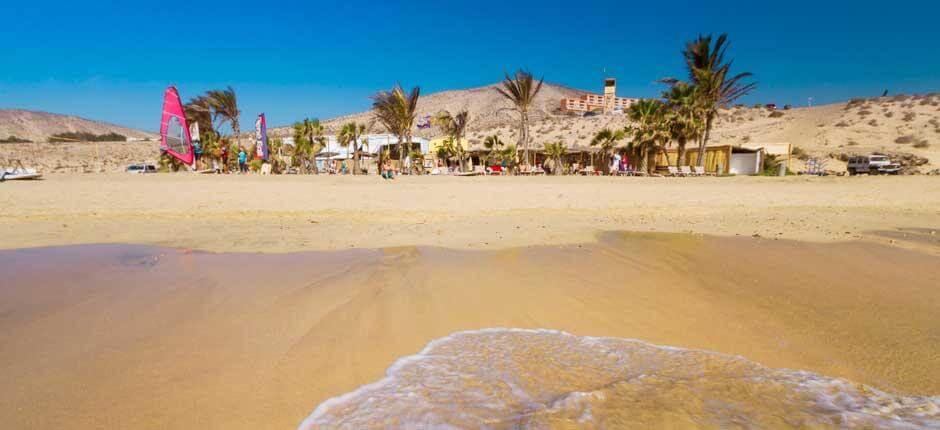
<box><xmin>1</xmin><ymin>161</ymin><xmax>42</xmax><ymax>181</ymax></box>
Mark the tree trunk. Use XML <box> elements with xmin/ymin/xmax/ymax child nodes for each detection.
<box><xmin>353</xmin><ymin>146</ymin><xmax>361</xmax><ymax>175</ymax></box>
<box><xmin>696</xmin><ymin>115</ymin><xmax>713</xmax><ymax>167</ymax></box>
<box><xmin>519</xmin><ymin>111</ymin><xmax>529</xmax><ymax>166</ymax></box>
<box><xmin>676</xmin><ymin>138</ymin><xmax>687</xmax><ymax>168</ymax></box>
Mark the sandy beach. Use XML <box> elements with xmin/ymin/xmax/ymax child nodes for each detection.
<box><xmin>2</xmin><ymin>173</ymin><xmax>939</xmax><ymax>252</ymax></box>
<box><xmin>1</xmin><ymin>174</ymin><xmax>939</xmax><ymax>428</ymax></box>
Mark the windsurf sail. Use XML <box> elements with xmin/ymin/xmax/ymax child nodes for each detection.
<box><xmin>160</xmin><ymin>86</ymin><xmax>195</xmax><ymax>165</ymax></box>
<box><xmin>255</xmin><ymin>113</ymin><xmax>269</xmax><ymax>160</ymax></box>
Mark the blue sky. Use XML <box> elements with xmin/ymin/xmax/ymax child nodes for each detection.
<box><xmin>2</xmin><ymin>0</ymin><xmax>939</xmax><ymax>132</ymax></box>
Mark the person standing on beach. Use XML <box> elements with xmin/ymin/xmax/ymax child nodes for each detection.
<box><xmin>219</xmin><ymin>142</ymin><xmax>229</xmax><ymax>174</ymax></box>
<box><xmin>238</xmin><ymin>149</ymin><xmax>248</xmax><ymax>174</ymax></box>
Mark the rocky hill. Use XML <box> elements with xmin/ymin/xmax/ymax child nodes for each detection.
<box><xmin>0</xmin><ymin>109</ymin><xmax>157</xmax><ymax>143</ymax></box>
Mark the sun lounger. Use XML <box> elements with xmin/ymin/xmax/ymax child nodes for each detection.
<box><xmin>692</xmin><ymin>166</ymin><xmax>713</xmax><ymax>176</ymax></box>
<box><xmin>666</xmin><ymin>166</ymin><xmax>684</xmax><ymax>177</ymax></box>
<box><xmin>579</xmin><ymin>166</ymin><xmax>596</xmax><ymax>175</ymax></box>
<box><xmin>680</xmin><ymin>166</ymin><xmax>694</xmax><ymax>176</ymax></box>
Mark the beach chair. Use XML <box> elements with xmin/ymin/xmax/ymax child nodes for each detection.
<box><xmin>666</xmin><ymin>166</ymin><xmax>683</xmax><ymax>177</ymax></box>
<box><xmin>580</xmin><ymin>166</ymin><xmax>596</xmax><ymax>175</ymax></box>
<box><xmin>679</xmin><ymin>166</ymin><xmax>694</xmax><ymax>176</ymax></box>
<box><xmin>693</xmin><ymin>166</ymin><xmax>713</xmax><ymax>176</ymax></box>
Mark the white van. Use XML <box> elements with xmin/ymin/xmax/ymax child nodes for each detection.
<box><xmin>846</xmin><ymin>155</ymin><xmax>900</xmax><ymax>175</ymax></box>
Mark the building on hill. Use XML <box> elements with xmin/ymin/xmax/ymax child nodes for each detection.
<box><xmin>560</xmin><ymin>78</ymin><xmax>634</xmax><ymax>114</ymax></box>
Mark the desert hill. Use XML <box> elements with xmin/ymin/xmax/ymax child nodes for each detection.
<box><xmin>0</xmin><ymin>109</ymin><xmax>157</xmax><ymax>143</ymax></box>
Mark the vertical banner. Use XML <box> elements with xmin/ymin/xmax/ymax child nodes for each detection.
<box><xmin>255</xmin><ymin>113</ymin><xmax>269</xmax><ymax>161</ymax></box>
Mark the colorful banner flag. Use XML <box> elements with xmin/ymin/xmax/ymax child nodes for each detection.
<box><xmin>255</xmin><ymin>113</ymin><xmax>269</xmax><ymax>160</ymax></box>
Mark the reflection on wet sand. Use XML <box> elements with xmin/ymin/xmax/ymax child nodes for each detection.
<box><xmin>1</xmin><ymin>231</ymin><xmax>938</xmax><ymax>429</ymax></box>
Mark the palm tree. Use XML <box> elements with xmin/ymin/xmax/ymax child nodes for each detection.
<box><xmin>627</xmin><ymin>99</ymin><xmax>668</xmax><ymax>174</ymax></box>
<box><xmin>663</xmin><ymin>83</ymin><xmax>703</xmax><ymax>167</ymax></box>
<box><xmin>482</xmin><ymin>134</ymin><xmax>504</xmax><ymax>169</ymax></box>
<box><xmin>433</xmin><ymin>110</ymin><xmax>471</xmax><ymax>171</ymax></box>
<box><xmin>501</xmin><ymin>143</ymin><xmax>519</xmax><ymax>174</ymax></box>
<box><xmin>293</xmin><ymin>118</ymin><xmax>324</xmax><ymax>174</ymax></box>
<box><xmin>338</xmin><ymin>122</ymin><xmax>367</xmax><ymax>175</ymax></box>
<box><xmin>590</xmin><ymin>128</ymin><xmax>626</xmax><ymax>173</ymax></box>
<box><xmin>681</xmin><ymin>34</ymin><xmax>756</xmax><ymax>167</ymax></box>
<box><xmin>184</xmin><ymin>95</ymin><xmax>214</xmax><ymax>136</ymax></box>
<box><xmin>496</xmin><ymin>69</ymin><xmax>544</xmax><ymax>166</ymax></box>
<box><xmin>205</xmin><ymin>86</ymin><xmax>241</xmax><ymax>149</ymax></box>
<box><xmin>543</xmin><ymin>140</ymin><xmax>568</xmax><ymax>175</ymax></box>
<box><xmin>372</xmin><ymin>84</ymin><xmax>421</xmax><ymax>172</ymax></box>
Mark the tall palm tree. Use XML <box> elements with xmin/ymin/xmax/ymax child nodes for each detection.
<box><xmin>543</xmin><ymin>140</ymin><xmax>567</xmax><ymax>175</ymax></box>
<box><xmin>590</xmin><ymin>128</ymin><xmax>626</xmax><ymax>173</ymax></box>
<box><xmin>663</xmin><ymin>83</ymin><xmax>703</xmax><ymax>167</ymax></box>
<box><xmin>682</xmin><ymin>34</ymin><xmax>756</xmax><ymax>166</ymax></box>
<box><xmin>338</xmin><ymin>122</ymin><xmax>367</xmax><ymax>175</ymax></box>
<box><xmin>205</xmin><ymin>86</ymin><xmax>241</xmax><ymax>150</ymax></box>
<box><xmin>627</xmin><ymin>99</ymin><xmax>668</xmax><ymax>174</ymax></box>
<box><xmin>372</xmin><ymin>84</ymin><xmax>421</xmax><ymax>172</ymax></box>
<box><xmin>433</xmin><ymin>110</ymin><xmax>471</xmax><ymax>171</ymax></box>
<box><xmin>496</xmin><ymin>69</ymin><xmax>544</xmax><ymax>166</ymax></box>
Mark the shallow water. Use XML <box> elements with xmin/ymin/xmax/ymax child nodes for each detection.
<box><xmin>301</xmin><ymin>329</ymin><xmax>940</xmax><ymax>429</ymax></box>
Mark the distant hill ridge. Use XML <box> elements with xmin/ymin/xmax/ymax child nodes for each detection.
<box><xmin>0</xmin><ymin>109</ymin><xmax>157</xmax><ymax>143</ymax></box>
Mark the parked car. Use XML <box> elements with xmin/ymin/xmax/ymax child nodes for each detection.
<box><xmin>846</xmin><ymin>155</ymin><xmax>901</xmax><ymax>175</ymax></box>
<box><xmin>126</xmin><ymin>163</ymin><xmax>157</xmax><ymax>173</ymax></box>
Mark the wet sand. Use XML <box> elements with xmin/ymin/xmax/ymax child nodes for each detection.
<box><xmin>1</xmin><ymin>232</ymin><xmax>939</xmax><ymax>429</ymax></box>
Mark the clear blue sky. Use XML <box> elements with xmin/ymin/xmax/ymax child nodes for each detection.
<box><xmin>2</xmin><ymin>0</ymin><xmax>939</xmax><ymax>132</ymax></box>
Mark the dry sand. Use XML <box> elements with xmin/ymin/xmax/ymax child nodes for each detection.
<box><xmin>1</xmin><ymin>233</ymin><xmax>938</xmax><ymax>429</ymax></box>
<box><xmin>2</xmin><ymin>173</ymin><xmax>939</xmax><ymax>253</ymax></box>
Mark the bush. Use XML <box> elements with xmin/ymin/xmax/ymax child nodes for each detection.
<box><xmin>858</xmin><ymin>110</ymin><xmax>872</xmax><ymax>116</ymax></box>
<box><xmin>769</xmin><ymin>111</ymin><xmax>785</xmax><ymax>118</ymax></box>
<box><xmin>913</xmin><ymin>141</ymin><xmax>930</xmax><ymax>148</ymax></box>
<box><xmin>846</xmin><ymin>98</ymin><xmax>867</xmax><ymax>109</ymax></box>
<box><xmin>0</xmin><ymin>135</ymin><xmax>31</xmax><ymax>143</ymax></box>
<box><xmin>884</xmin><ymin>111</ymin><xmax>894</xmax><ymax>118</ymax></box>
<box><xmin>49</xmin><ymin>131</ymin><xmax>126</xmax><ymax>142</ymax></box>
<box><xmin>249</xmin><ymin>159</ymin><xmax>263</xmax><ymax>172</ymax></box>
<box><xmin>902</xmin><ymin>112</ymin><xmax>916</xmax><ymax>122</ymax></box>
<box><xmin>792</xmin><ymin>146</ymin><xmax>809</xmax><ymax>160</ymax></box>
<box><xmin>868</xmin><ymin>119</ymin><xmax>878</xmax><ymax>127</ymax></box>
<box><xmin>895</xmin><ymin>135</ymin><xmax>915</xmax><ymax>144</ymax></box>
<box><xmin>835</xmin><ymin>121</ymin><xmax>849</xmax><ymax>127</ymax></box>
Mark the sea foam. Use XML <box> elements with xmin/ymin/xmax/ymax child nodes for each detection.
<box><xmin>299</xmin><ymin>328</ymin><xmax>940</xmax><ymax>429</ymax></box>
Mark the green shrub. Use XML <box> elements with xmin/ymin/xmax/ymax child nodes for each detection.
<box><xmin>50</xmin><ymin>131</ymin><xmax>126</xmax><ymax>142</ymax></box>
<box><xmin>0</xmin><ymin>135</ymin><xmax>31</xmax><ymax>143</ymax></box>
<box><xmin>769</xmin><ymin>111</ymin><xmax>785</xmax><ymax>118</ymax></box>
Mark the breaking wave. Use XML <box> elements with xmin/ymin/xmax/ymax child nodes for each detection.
<box><xmin>299</xmin><ymin>329</ymin><xmax>940</xmax><ymax>429</ymax></box>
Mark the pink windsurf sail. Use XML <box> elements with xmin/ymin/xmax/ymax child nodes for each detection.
<box><xmin>160</xmin><ymin>86</ymin><xmax>194</xmax><ymax>165</ymax></box>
